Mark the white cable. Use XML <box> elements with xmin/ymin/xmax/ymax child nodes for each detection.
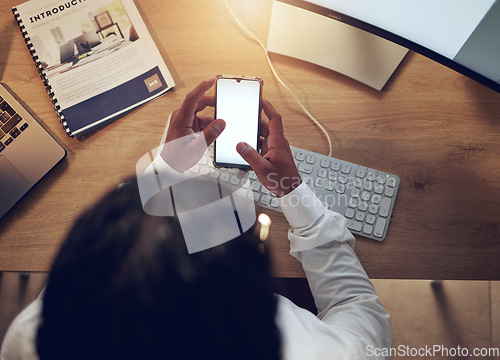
<box><xmin>223</xmin><ymin>0</ymin><xmax>333</xmax><ymax>157</ymax></box>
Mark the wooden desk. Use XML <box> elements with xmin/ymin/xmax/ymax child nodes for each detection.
<box><xmin>1</xmin><ymin>0</ymin><xmax>499</xmax><ymax>279</ymax></box>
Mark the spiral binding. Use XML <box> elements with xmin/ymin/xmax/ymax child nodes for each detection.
<box><xmin>12</xmin><ymin>7</ymin><xmax>72</xmax><ymax>136</ymax></box>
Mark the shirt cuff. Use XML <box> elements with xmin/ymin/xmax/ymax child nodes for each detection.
<box><xmin>277</xmin><ymin>182</ymin><xmax>326</xmax><ymax>229</ymax></box>
<box><xmin>137</xmin><ymin>154</ymin><xmax>188</xmax><ymax>217</ymax></box>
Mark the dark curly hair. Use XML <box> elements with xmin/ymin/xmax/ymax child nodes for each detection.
<box><xmin>37</xmin><ymin>178</ymin><xmax>281</xmax><ymax>360</ymax></box>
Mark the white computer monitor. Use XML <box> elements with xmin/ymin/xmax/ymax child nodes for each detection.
<box><xmin>268</xmin><ymin>0</ymin><xmax>500</xmax><ymax>92</ymax></box>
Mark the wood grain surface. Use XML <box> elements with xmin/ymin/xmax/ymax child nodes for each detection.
<box><xmin>1</xmin><ymin>0</ymin><xmax>499</xmax><ymax>279</ymax></box>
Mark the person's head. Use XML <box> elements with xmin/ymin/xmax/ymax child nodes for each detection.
<box><xmin>37</xmin><ymin>178</ymin><xmax>281</xmax><ymax>360</ymax></box>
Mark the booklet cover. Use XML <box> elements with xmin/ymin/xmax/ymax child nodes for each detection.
<box><xmin>12</xmin><ymin>0</ymin><xmax>175</xmax><ymax>137</ymax></box>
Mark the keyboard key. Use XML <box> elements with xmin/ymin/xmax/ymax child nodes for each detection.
<box><xmin>325</xmin><ymin>181</ymin><xmax>335</xmax><ymax>191</ymax></box>
<box><xmin>348</xmin><ymin>197</ymin><xmax>358</xmax><ymax>208</ymax></box>
<box><xmin>260</xmin><ymin>195</ymin><xmax>271</xmax><ymax>205</ymax></box>
<box><xmin>201</xmin><ymin>167</ymin><xmax>211</xmax><ymax>176</ymax></box>
<box><xmin>305</xmin><ymin>154</ymin><xmax>315</xmax><ymax>164</ymax></box>
<box><xmin>271</xmin><ymin>198</ymin><xmax>279</xmax><ymax>208</ymax></box>
<box><xmin>361</xmin><ymin>191</ymin><xmax>370</xmax><ymax>201</ymax></box>
<box><xmin>387</xmin><ymin>176</ymin><xmax>397</xmax><ymax>187</ymax></box>
<box><xmin>363</xmin><ymin>224</ymin><xmax>373</xmax><ymax>235</ymax></box>
<box><xmin>0</xmin><ymin>101</ymin><xmax>11</xmax><ymax>113</ymax></box>
<box><xmin>363</xmin><ymin>180</ymin><xmax>373</xmax><ymax>191</ymax></box>
<box><xmin>347</xmin><ymin>220</ymin><xmax>363</xmax><ymax>232</ymax></box>
<box><xmin>317</xmin><ymin>168</ymin><xmax>327</xmax><ymax>178</ymax></box>
<box><xmin>320</xmin><ymin>158</ymin><xmax>330</xmax><ymax>168</ymax></box>
<box><xmin>5</xmin><ymin>104</ymin><xmax>15</xmax><ymax>116</ymax></box>
<box><xmin>0</xmin><ymin>112</ymin><xmax>10</xmax><ymax>123</ymax></box>
<box><xmin>368</xmin><ymin>204</ymin><xmax>379</xmax><ymax>214</ymax></box>
<box><xmin>345</xmin><ymin>208</ymin><xmax>355</xmax><ymax>218</ymax></box>
<box><xmin>0</xmin><ymin>130</ymin><xmax>4</xmax><ymax>139</ymax></box>
<box><xmin>366</xmin><ymin>214</ymin><xmax>376</xmax><ymax>225</ymax></box>
<box><xmin>249</xmin><ymin>171</ymin><xmax>257</xmax><ymax>180</ymax></box>
<box><xmin>314</xmin><ymin>178</ymin><xmax>325</xmax><ymax>188</ymax></box>
<box><xmin>330</xmin><ymin>160</ymin><xmax>341</xmax><ymax>171</ymax></box>
<box><xmin>355</xmin><ymin>167</ymin><xmax>366</xmax><ymax>178</ymax></box>
<box><xmin>295</xmin><ymin>150</ymin><xmax>305</xmax><ymax>161</ymax></box>
<box><xmin>350</xmin><ymin>188</ymin><xmax>360</xmax><ymax>198</ymax></box>
<box><xmin>358</xmin><ymin>201</ymin><xmax>368</xmax><ymax>211</ymax></box>
<box><xmin>341</xmin><ymin>164</ymin><xmax>351</xmax><ymax>174</ymax></box>
<box><xmin>355</xmin><ymin>211</ymin><xmax>365</xmax><ymax>222</ymax></box>
<box><xmin>220</xmin><ymin>173</ymin><xmax>230</xmax><ymax>182</ymax></box>
<box><xmin>261</xmin><ymin>185</ymin><xmax>270</xmax><ymax>195</ymax></box>
<box><xmin>353</xmin><ymin>178</ymin><xmax>362</xmax><ymax>188</ymax></box>
<box><xmin>374</xmin><ymin>218</ymin><xmax>387</xmax><ymax>238</ymax></box>
<box><xmin>338</xmin><ymin>175</ymin><xmax>348</xmax><ymax>184</ymax></box>
<box><xmin>328</xmin><ymin>171</ymin><xmax>338</xmax><ymax>181</ymax></box>
<box><xmin>209</xmin><ymin>171</ymin><xmax>219</xmax><ymax>179</ymax></box>
<box><xmin>251</xmin><ymin>181</ymin><xmax>260</xmax><ymax>191</ymax></box>
<box><xmin>374</xmin><ymin>183</ymin><xmax>384</xmax><ymax>194</ymax></box>
<box><xmin>0</xmin><ymin>142</ymin><xmax>4</xmax><ymax>153</ymax></box>
<box><xmin>376</xmin><ymin>174</ymin><xmax>386</xmax><ymax>184</ymax></box>
<box><xmin>298</xmin><ymin>162</ymin><xmax>313</xmax><ymax>174</ymax></box>
<box><xmin>366</xmin><ymin>171</ymin><xmax>376</xmax><ymax>181</ymax></box>
<box><xmin>10</xmin><ymin>128</ymin><xmax>21</xmax><ymax>138</ymax></box>
<box><xmin>335</xmin><ymin>183</ymin><xmax>345</xmax><ymax>194</ymax></box>
<box><xmin>5</xmin><ymin>137</ymin><xmax>13</xmax><ymax>146</ymax></box>
<box><xmin>384</xmin><ymin>187</ymin><xmax>395</xmax><ymax>197</ymax></box>
<box><xmin>20</xmin><ymin>123</ymin><xmax>29</xmax><ymax>131</ymax></box>
<box><xmin>230</xmin><ymin>175</ymin><xmax>240</xmax><ymax>185</ymax></box>
<box><xmin>379</xmin><ymin>197</ymin><xmax>391</xmax><ymax>217</ymax></box>
<box><xmin>1</xmin><ymin>114</ymin><xmax>22</xmax><ymax>134</ymax></box>
<box><xmin>371</xmin><ymin>194</ymin><xmax>382</xmax><ymax>204</ymax></box>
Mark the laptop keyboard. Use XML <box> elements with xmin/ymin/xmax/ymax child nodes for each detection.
<box><xmin>0</xmin><ymin>96</ymin><xmax>29</xmax><ymax>153</ymax></box>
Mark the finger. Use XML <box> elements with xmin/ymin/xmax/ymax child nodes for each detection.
<box><xmin>202</xmin><ymin>119</ymin><xmax>226</xmax><ymax>146</ymax></box>
<box><xmin>259</xmin><ymin>116</ymin><xmax>269</xmax><ymax>138</ymax></box>
<box><xmin>236</xmin><ymin>142</ymin><xmax>269</xmax><ymax>174</ymax></box>
<box><xmin>197</xmin><ymin>115</ymin><xmax>213</xmax><ymax>129</ymax></box>
<box><xmin>195</xmin><ymin>94</ymin><xmax>215</xmax><ymax>113</ymax></box>
<box><xmin>262</xmin><ymin>99</ymin><xmax>284</xmax><ymax>136</ymax></box>
<box><xmin>178</xmin><ymin>77</ymin><xmax>216</xmax><ymax>125</ymax></box>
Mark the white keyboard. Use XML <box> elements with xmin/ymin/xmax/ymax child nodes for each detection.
<box><xmin>191</xmin><ymin>145</ymin><xmax>400</xmax><ymax>241</ymax></box>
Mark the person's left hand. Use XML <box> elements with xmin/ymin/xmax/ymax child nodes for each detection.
<box><xmin>161</xmin><ymin>77</ymin><xmax>225</xmax><ymax>172</ymax></box>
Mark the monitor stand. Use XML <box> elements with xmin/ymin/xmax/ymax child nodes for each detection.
<box><xmin>267</xmin><ymin>1</ymin><xmax>408</xmax><ymax>90</ymax></box>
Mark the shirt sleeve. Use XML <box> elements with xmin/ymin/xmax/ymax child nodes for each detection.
<box><xmin>0</xmin><ymin>296</ymin><xmax>42</xmax><ymax>360</ymax></box>
<box><xmin>277</xmin><ymin>182</ymin><xmax>392</xmax><ymax>359</ymax></box>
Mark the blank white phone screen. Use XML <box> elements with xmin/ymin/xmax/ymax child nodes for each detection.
<box><xmin>215</xmin><ymin>78</ymin><xmax>261</xmax><ymax>167</ymax></box>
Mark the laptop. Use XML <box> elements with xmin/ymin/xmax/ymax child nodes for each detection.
<box><xmin>0</xmin><ymin>83</ymin><xmax>66</xmax><ymax>219</ymax></box>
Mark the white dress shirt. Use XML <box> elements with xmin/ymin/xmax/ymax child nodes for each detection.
<box><xmin>1</xmin><ymin>178</ymin><xmax>391</xmax><ymax>360</ymax></box>
<box><xmin>275</xmin><ymin>182</ymin><xmax>391</xmax><ymax>360</ymax></box>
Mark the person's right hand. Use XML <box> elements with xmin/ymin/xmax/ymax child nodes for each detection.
<box><xmin>236</xmin><ymin>99</ymin><xmax>302</xmax><ymax>197</ymax></box>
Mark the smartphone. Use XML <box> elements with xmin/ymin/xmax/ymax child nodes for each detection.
<box><xmin>214</xmin><ymin>75</ymin><xmax>262</xmax><ymax>170</ymax></box>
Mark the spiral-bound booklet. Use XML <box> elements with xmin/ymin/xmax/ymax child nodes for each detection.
<box><xmin>12</xmin><ymin>0</ymin><xmax>175</xmax><ymax>137</ymax></box>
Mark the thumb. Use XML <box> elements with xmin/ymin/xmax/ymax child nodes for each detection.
<box><xmin>203</xmin><ymin>119</ymin><xmax>225</xmax><ymax>146</ymax></box>
<box><xmin>236</xmin><ymin>142</ymin><xmax>267</xmax><ymax>171</ymax></box>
